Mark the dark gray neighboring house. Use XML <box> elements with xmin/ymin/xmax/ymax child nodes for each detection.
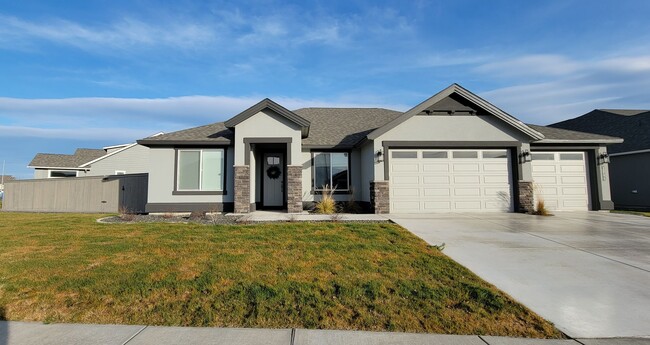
<box><xmin>551</xmin><ymin>109</ymin><xmax>650</xmax><ymax>210</ymax></box>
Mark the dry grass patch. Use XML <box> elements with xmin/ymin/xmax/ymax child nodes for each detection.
<box><xmin>0</xmin><ymin>212</ymin><xmax>562</xmax><ymax>338</ymax></box>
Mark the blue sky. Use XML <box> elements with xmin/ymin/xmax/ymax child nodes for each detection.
<box><xmin>2</xmin><ymin>0</ymin><xmax>650</xmax><ymax>178</ymax></box>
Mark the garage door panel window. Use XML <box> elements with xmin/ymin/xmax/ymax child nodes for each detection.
<box><xmin>423</xmin><ymin>151</ymin><xmax>448</xmax><ymax>159</ymax></box>
<box><xmin>560</xmin><ymin>153</ymin><xmax>584</xmax><ymax>161</ymax></box>
<box><xmin>532</xmin><ymin>153</ymin><xmax>554</xmax><ymax>160</ymax></box>
<box><xmin>483</xmin><ymin>150</ymin><xmax>508</xmax><ymax>159</ymax></box>
<box><xmin>177</xmin><ymin>149</ymin><xmax>224</xmax><ymax>191</ymax></box>
<box><xmin>452</xmin><ymin>151</ymin><xmax>478</xmax><ymax>159</ymax></box>
<box><xmin>313</xmin><ymin>152</ymin><xmax>349</xmax><ymax>191</ymax></box>
<box><xmin>392</xmin><ymin>151</ymin><xmax>418</xmax><ymax>158</ymax></box>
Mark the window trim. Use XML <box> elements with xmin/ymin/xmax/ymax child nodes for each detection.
<box><xmin>173</xmin><ymin>148</ymin><xmax>227</xmax><ymax>195</ymax></box>
<box><xmin>48</xmin><ymin>170</ymin><xmax>78</xmax><ymax>178</ymax></box>
<box><xmin>311</xmin><ymin>151</ymin><xmax>351</xmax><ymax>193</ymax></box>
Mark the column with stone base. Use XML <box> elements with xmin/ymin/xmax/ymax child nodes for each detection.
<box><xmin>286</xmin><ymin>166</ymin><xmax>303</xmax><ymax>213</ymax></box>
<box><xmin>370</xmin><ymin>181</ymin><xmax>390</xmax><ymax>214</ymax></box>
<box><xmin>234</xmin><ymin>165</ymin><xmax>250</xmax><ymax>213</ymax></box>
<box><xmin>517</xmin><ymin>180</ymin><xmax>535</xmax><ymax>213</ymax></box>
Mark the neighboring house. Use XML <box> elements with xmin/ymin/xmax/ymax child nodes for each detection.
<box><xmin>137</xmin><ymin>84</ymin><xmax>621</xmax><ymax>214</ymax></box>
<box><xmin>28</xmin><ymin>141</ymin><xmax>157</xmax><ymax>178</ymax></box>
<box><xmin>29</xmin><ymin>148</ymin><xmax>106</xmax><ymax>178</ymax></box>
<box><xmin>550</xmin><ymin>109</ymin><xmax>650</xmax><ymax>211</ymax></box>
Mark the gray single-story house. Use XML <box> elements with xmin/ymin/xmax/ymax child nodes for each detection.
<box><xmin>551</xmin><ymin>109</ymin><xmax>649</xmax><ymax>211</ymax></box>
<box><xmin>137</xmin><ymin>84</ymin><xmax>621</xmax><ymax>214</ymax></box>
<box><xmin>28</xmin><ymin>141</ymin><xmax>156</xmax><ymax>179</ymax></box>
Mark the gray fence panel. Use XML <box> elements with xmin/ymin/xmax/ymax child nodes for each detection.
<box><xmin>2</xmin><ymin>174</ymin><xmax>148</xmax><ymax>213</ymax></box>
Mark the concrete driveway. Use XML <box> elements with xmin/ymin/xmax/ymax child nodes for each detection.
<box><xmin>390</xmin><ymin>212</ymin><xmax>650</xmax><ymax>339</ymax></box>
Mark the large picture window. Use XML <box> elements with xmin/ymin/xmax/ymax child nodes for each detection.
<box><xmin>177</xmin><ymin>149</ymin><xmax>224</xmax><ymax>191</ymax></box>
<box><xmin>313</xmin><ymin>152</ymin><xmax>349</xmax><ymax>191</ymax></box>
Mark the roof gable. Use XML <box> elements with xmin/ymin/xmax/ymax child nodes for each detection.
<box><xmin>224</xmin><ymin>98</ymin><xmax>311</xmax><ymax>137</ymax></box>
<box><xmin>367</xmin><ymin>83</ymin><xmax>544</xmax><ymax>141</ymax></box>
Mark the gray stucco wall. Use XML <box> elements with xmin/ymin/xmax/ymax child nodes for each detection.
<box><xmin>86</xmin><ymin>144</ymin><xmax>150</xmax><ymax>176</ymax></box>
<box><xmin>146</xmin><ymin>146</ymin><xmax>234</xmax><ymax>205</ymax></box>
<box><xmin>610</xmin><ymin>152</ymin><xmax>650</xmax><ymax>210</ymax></box>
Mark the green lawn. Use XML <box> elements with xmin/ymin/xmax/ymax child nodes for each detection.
<box><xmin>0</xmin><ymin>213</ymin><xmax>562</xmax><ymax>338</ymax></box>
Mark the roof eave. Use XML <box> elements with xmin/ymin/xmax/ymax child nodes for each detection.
<box><xmin>27</xmin><ymin>166</ymin><xmax>89</xmax><ymax>170</ymax></box>
<box><xmin>533</xmin><ymin>139</ymin><xmax>624</xmax><ymax>144</ymax></box>
<box><xmin>137</xmin><ymin>139</ymin><xmax>233</xmax><ymax>147</ymax></box>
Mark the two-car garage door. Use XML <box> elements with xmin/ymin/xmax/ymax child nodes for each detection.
<box><xmin>389</xmin><ymin>149</ymin><xmax>512</xmax><ymax>213</ymax></box>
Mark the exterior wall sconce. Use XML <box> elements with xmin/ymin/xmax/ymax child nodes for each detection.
<box><xmin>376</xmin><ymin>149</ymin><xmax>384</xmax><ymax>163</ymax></box>
<box><xmin>519</xmin><ymin>150</ymin><xmax>532</xmax><ymax>164</ymax></box>
<box><xmin>598</xmin><ymin>153</ymin><xmax>610</xmax><ymax>165</ymax></box>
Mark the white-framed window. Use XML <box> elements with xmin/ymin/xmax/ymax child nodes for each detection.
<box><xmin>115</xmin><ymin>170</ymin><xmax>126</xmax><ymax>175</ymax></box>
<box><xmin>176</xmin><ymin>149</ymin><xmax>224</xmax><ymax>191</ymax></box>
<box><xmin>313</xmin><ymin>152</ymin><xmax>349</xmax><ymax>191</ymax></box>
<box><xmin>49</xmin><ymin>170</ymin><xmax>78</xmax><ymax>178</ymax></box>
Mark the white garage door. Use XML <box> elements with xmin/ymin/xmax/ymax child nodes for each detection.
<box><xmin>389</xmin><ymin>149</ymin><xmax>512</xmax><ymax>213</ymax></box>
<box><xmin>531</xmin><ymin>152</ymin><xmax>590</xmax><ymax>211</ymax></box>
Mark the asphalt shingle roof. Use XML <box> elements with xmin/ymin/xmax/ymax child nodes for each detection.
<box><xmin>550</xmin><ymin>109</ymin><xmax>650</xmax><ymax>153</ymax></box>
<box><xmin>137</xmin><ymin>122</ymin><xmax>233</xmax><ymax>144</ymax></box>
<box><xmin>293</xmin><ymin>108</ymin><xmax>403</xmax><ymax>147</ymax></box>
<box><xmin>29</xmin><ymin>148</ymin><xmax>106</xmax><ymax>168</ymax></box>
<box><xmin>136</xmin><ymin>106</ymin><xmax>621</xmax><ymax>148</ymax></box>
<box><xmin>527</xmin><ymin>124</ymin><xmax>621</xmax><ymax>142</ymax></box>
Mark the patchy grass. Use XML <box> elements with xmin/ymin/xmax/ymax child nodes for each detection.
<box><xmin>0</xmin><ymin>213</ymin><xmax>562</xmax><ymax>338</ymax></box>
<box><xmin>611</xmin><ymin>210</ymin><xmax>650</xmax><ymax>217</ymax></box>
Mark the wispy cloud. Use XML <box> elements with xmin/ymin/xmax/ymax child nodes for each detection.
<box><xmin>0</xmin><ymin>95</ymin><xmax>409</xmax><ymax>141</ymax></box>
<box><xmin>476</xmin><ymin>53</ymin><xmax>650</xmax><ymax>123</ymax></box>
<box><xmin>0</xmin><ymin>15</ymin><xmax>216</xmax><ymax>52</ymax></box>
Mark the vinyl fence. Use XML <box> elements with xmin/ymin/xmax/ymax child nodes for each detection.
<box><xmin>1</xmin><ymin>173</ymin><xmax>148</xmax><ymax>213</ymax></box>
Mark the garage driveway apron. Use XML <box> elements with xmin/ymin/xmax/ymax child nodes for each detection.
<box><xmin>390</xmin><ymin>212</ymin><xmax>650</xmax><ymax>339</ymax></box>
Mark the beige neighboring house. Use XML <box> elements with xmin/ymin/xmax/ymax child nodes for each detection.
<box><xmin>28</xmin><ymin>135</ymin><xmax>163</xmax><ymax>179</ymax></box>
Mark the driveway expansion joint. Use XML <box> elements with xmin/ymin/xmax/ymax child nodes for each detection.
<box><xmin>122</xmin><ymin>325</ymin><xmax>147</xmax><ymax>345</ymax></box>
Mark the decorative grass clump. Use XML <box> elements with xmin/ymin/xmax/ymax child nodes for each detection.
<box><xmin>314</xmin><ymin>185</ymin><xmax>337</xmax><ymax>214</ymax></box>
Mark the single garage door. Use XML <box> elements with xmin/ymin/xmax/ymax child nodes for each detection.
<box><xmin>389</xmin><ymin>149</ymin><xmax>512</xmax><ymax>213</ymax></box>
<box><xmin>531</xmin><ymin>151</ymin><xmax>590</xmax><ymax>211</ymax></box>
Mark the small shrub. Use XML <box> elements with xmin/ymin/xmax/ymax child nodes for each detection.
<box><xmin>314</xmin><ymin>185</ymin><xmax>336</xmax><ymax>214</ymax></box>
<box><xmin>189</xmin><ymin>210</ymin><xmax>206</xmax><ymax>220</ymax></box>
<box><xmin>534</xmin><ymin>199</ymin><xmax>552</xmax><ymax>216</ymax></box>
<box><xmin>118</xmin><ymin>206</ymin><xmax>135</xmax><ymax>222</ymax></box>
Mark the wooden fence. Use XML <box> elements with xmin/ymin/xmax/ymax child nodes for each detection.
<box><xmin>1</xmin><ymin>174</ymin><xmax>148</xmax><ymax>213</ymax></box>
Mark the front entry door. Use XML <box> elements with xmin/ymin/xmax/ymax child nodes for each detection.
<box><xmin>263</xmin><ymin>153</ymin><xmax>284</xmax><ymax>207</ymax></box>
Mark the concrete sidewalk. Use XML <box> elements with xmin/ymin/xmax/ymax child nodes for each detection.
<box><xmin>1</xmin><ymin>321</ymin><xmax>649</xmax><ymax>345</ymax></box>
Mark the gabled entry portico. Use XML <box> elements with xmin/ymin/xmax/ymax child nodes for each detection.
<box><xmin>226</xmin><ymin>98</ymin><xmax>309</xmax><ymax>213</ymax></box>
